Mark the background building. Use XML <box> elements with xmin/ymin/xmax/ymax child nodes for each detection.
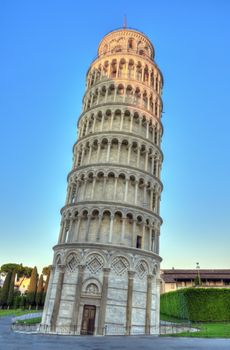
<box><xmin>41</xmin><ymin>27</ymin><xmax>164</xmax><ymax>335</ymax></box>
<box><xmin>161</xmin><ymin>269</ymin><xmax>230</xmax><ymax>293</ymax></box>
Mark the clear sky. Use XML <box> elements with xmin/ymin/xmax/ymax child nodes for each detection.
<box><xmin>0</xmin><ymin>0</ymin><xmax>230</xmax><ymax>272</ymax></box>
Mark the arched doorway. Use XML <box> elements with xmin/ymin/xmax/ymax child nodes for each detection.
<box><xmin>80</xmin><ymin>305</ymin><xmax>96</xmax><ymax>335</ymax></box>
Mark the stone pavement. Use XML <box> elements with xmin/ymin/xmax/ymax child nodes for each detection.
<box><xmin>1</xmin><ymin>317</ymin><xmax>230</xmax><ymax>350</ymax></box>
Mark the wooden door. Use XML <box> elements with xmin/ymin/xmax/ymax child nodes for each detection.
<box><xmin>81</xmin><ymin>305</ymin><xmax>96</xmax><ymax>335</ymax></box>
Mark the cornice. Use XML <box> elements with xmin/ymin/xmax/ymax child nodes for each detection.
<box><xmin>67</xmin><ymin>162</ymin><xmax>163</xmax><ymax>190</ymax></box>
<box><xmin>53</xmin><ymin>241</ymin><xmax>162</xmax><ymax>263</ymax></box>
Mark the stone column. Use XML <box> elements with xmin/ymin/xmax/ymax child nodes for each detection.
<box><xmin>73</xmin><ymin>216</ymin><xmax>81</xmax><ymax>241</ymax></box>
<box><xmin>91</xmin><ymin>176</ymin><xmax>96</xmax><ymax>198</ymax></box>
<box><xmin>82</xmin><ymin>179</ymin><xmax>87</xmax><ymax>198</ymax></box>
<box><xmin>149</xmin><ymin>227</ymin><xmax>153</xmax><ymax>251</ymax></box>
<box><xmin>87</xmin><ymin>144</ymin><xmax>92</xmax><ymax>164</ymax></box>
<box><xmin>58</xmin><ymin>222</ymin><xmax>64</xmax><ymax>244</ymax></box>
<box><xmin>121</xmin><ymin>217</ymin><xmax>125</xmax><ymax>241</ymax></box>
<box><xmin>105</xmin><ymin>86</ymin><xmax>109</xmax><ymax>103</ymax></box>
<box><xmin>85</xmin><ymin>214</ymin><xmax>91</xmax><ymax>241</ymax></box>
<box><xmin>102</xmin><ymin>176</ymin><xmax>107</xmax><ymax>196</ymax></box>
<box><xmin>134</xmin><ymin>181</ymin><xmax>138</xmax><ymax>204</ymax></box>
<box><xmin>124</xmin><ymin>178</ymin><xmax>129</xmax><ymax>202</ymax></box>
<box><xmin>129</xmin><ymin>114</ymin><xmax>133</xmax><ymax>132</ymax></box>
<box><xmin>150</xmin><ymin>189</ymin><xmax>153</xmax><ymax>211</ymax></box>
<box><xmin>75</xmin><ymin>151</ymin><xmax>80</xmax><ymax>168</ymax></box>
<box><xmin>96</xmin><ymin>214</ymin><xmax>103</xmax><ymax>241</ymax></box>
<box><xmin>92</xmin><ymin>115</ymin><xmax>97</xmax><ymax>133</ymax></box>
<box><xmin>126</xmin><ymin>271</ymin><xmax>135</xmax><ymax>335</ymax></box>
<box><xmin>110</xmin><ymin>112</ymin><xmax>114</xmax><ymax>130</ymax></box>
<box><xmin>114</xmin><ymin>87</ymin><xmax>117</xmax><ymax>102</ymax></box>
<box><xmin>120</xmin><ymin>113</ymin><xmax>124</xmax><ymax>130</ymax></box>
<box><xmin>143</xmin><ymin>184</ymin><xmax>147</xmax><ymax>208</ymax></box>
<box><xmin>157</xmin><ymin>193</ymin><xmax>161</xmax><ymax>214</ymax></box>
<box><xmin>100</xmin><ymin>113</ymin><xmax>105</xmax><ymax>131</ymax></box>
<box><xmin>113</xmin><ymin>176</ymin><xmax>118</xmax><ymax>200</ymax></box>
<box><xmin>151</xmin><ymin>230</ymin><xmax>155</xmax><ymax>252</ymax></box>
<box><xmin>154</xmin><ymin>73</ymin><xmax>157</xmax><ymax>91</ymax></box>
<box><xmin>151</xmin><ymin>156</ymin><xmax>155</xmax><ymax>175</ymax></box>
<box><xmin>146</xmin><ymin>120</ymin><xmax>149</xmax><ymax>139</ymax></box>
<box><xmin>80</xmin><ymin>147</ymin><xmax>85</xmax><ymax>166</ymax></box>
<box><xmin>98</xmin><ymin>268</ymin><xmax>110</xmax><ymax>335</ymax></box>
<box><xmin>155</xmin><ymin>231</ymin><xmax>160</xmax><ymax>254</ymax></box>
<box><xmin>137</xmin><ymin>146</ymin><xmax>141</xmax><ymax>167</ymax></box>
<box><xmin>142</xmin><ymin>223</ymin><xmax>145</xmax><ymax>249</ymax></box>
<box><xmin>71</xmin><ymin>265</ymin><xmax>85</xmax><ymax>331</ymax></box>
<box><xmin>60</xmin><ymin>221</ymin><xmax>67</xmax><ymax>243</ymax></box>
<box><xmin>127</xmin><ymin>144</ymin><xmax>132</xmax><ymax>165</ymax></box>
<box><xmin>67</xmin><ymin>219</ymin><xmax>74</xmax><ymax>242</ymax></box>
<box><xmin>141</xmin><ymin>68</ymin><xmax>144</xmax><ymax>83</ymax></box>
<box><xmin>108</xmin><ymin>215</ymin><xmax>114</xmax><ymax>243</ymax></box>
<box><xmin>96</xmin><ymin>143</ymin><xmax>101</xmax><ymax>162</ymax></box>
<box><xmin>145</xmin><ymin>274</ymin><xmax>153</xmax><ymax>334</ymax></box>
<box><xmin>106</xmin><ymin>142</ymin><xmax>111</xmax><ymax>161</ymax></box>
<box><xmin>132</xmin><ymin>220</ymin><xmax>136</xmax><ymax>247</ymax></box>
<box><xmin>50</xmin><ymin>265</ymin><xmax>65</xmax><ymax>332</ymax></box>
<box><xmin>85</xmin><ymin>119</ymin><xmax>90</xmax><ymax>135</ymax></box>
<box><xmin>74</xmin><ymin>181</ymin><xmax>80</xmax><ymax>203</ymax></box>
<box><xmin>65</xmin><ymin>185</ymin><xmax>71</xmax><ymax>205</ymax></box>
<box><xmin>117</xmin><ymin>142</ymin><xmax>121</xmax><ymax>163</ymax></box>
<box><xmin>96</xmin><ymin>91</ymin><xmax>100</xmax><ymax>105</ymax></box>
<box><xmin>145</xmin><ymin>151</ymin><xmax>149</xmax><ymax>171</ymax></box>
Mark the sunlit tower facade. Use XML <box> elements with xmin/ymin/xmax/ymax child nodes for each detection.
<box><xmin>41</xmin><ymin>27</ymin><xmax>164</xmax><ymax>336</ymax></box>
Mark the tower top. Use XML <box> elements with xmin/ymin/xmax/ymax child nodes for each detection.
<box><xmin>97</xmin><ymin>28</ymin><xmax>155</xmax><ymax>60</ymax></box>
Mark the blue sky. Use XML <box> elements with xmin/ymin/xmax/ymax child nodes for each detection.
<box><xmin>0</xmin><ymin>1</ymin><xmax>230</xmax><ymax>272</ymax></box>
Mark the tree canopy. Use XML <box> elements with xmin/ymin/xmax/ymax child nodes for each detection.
<box><xmin>0</xmin><ymin>263</ymin><xmax>32</xmax><ymax>278</ymax></box>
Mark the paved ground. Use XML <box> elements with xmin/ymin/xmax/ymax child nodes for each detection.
<box><xmin>1</xmin><ymin>317</ymin><xmax>230</xmax><ymax>350</ymax></box>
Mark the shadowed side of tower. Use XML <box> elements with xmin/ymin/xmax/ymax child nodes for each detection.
<box><xmin>41</xmin><ymin>28</ymin><xmax>164</xmax><ymax>336</ymax></box>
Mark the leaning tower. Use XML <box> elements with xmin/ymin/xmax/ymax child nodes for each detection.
<box><xmin>41</xmin><ymin>27</ymin><xmax>163</xmax><ymax>336</ymax></box>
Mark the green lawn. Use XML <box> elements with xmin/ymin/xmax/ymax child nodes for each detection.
<box><xmin>0</xmin><ymin>309</ymin><xmax>39</xmax><ymax>317</ymax></box>
<box><xmin>171</xmin><ymin>323</ymin><xmax>230</xmax><ymax>338</ymax></box>
<box><xmin>160</xmin><ymin>314</ymin><xmax>230</xmax><ymax>338</ymax></box>
<box><xmin>16</xmin><ymin>317</ymin><xmax>42</xmax><ymax>325</ymax></box>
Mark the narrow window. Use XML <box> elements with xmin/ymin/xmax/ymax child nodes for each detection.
<box><xmin>136</xmin><ymin>235</ymin><xmax>142</xmax><ymax>248</ymax></box>
<box><xmin>128</xmin><ymin>39</ymin><xmax>133</xmax><ymax>49</ymax></box>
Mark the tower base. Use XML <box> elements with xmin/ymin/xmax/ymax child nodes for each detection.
<box><xmin>41</xmin><ymin>243</ymin><xmax>161</xmax><ymax>336</ymax></box>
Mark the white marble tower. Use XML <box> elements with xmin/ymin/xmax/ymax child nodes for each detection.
<box><xmin>41</xmin><ymin>27</ymin><xmax>163</xmax><ymax>335</ymax></box>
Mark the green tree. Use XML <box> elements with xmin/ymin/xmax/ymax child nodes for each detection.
<box><xmin>0</xmin><ymin>271</ymin><xmax>12</xmax><ymax>308</ymax></box>
<box><xmin>0</xmin><ymin>263</ymin><xmax>32</xmax><ymax>278</ymax></box>
<box><xmin>13</xmin><ymin>294</ymin><xmax>21</xmax><ymax>309</ymax></box>
<box><xmin>0</xmin><ymin>263</ymin><xmax>32</xmax><ymax>293</ymax></box>
<box><xmin>7</xmin><ymin>271</ymin><xmax>16</xmax><ymax>308</ymax></box>
<box><xmin>27</xmin><ymin>266</ymin><xmax>38</xmax><ymax>308</ymax></box>
<box><xmin>42</xmin><ymin>266</ymin><xmax>51</xmax><ymax>277</ymax></box>
<box><xmin>19</xmin><ymin>295</ymin><xmax>27</xmax><ymax>309</ymax></box>
<box><xmin>36</xmin><ymin>274</ymin><xmax>44</xmax><ymax>309</ymax></box>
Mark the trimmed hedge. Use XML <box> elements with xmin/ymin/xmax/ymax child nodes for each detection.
<box><xmin>160</xmin><ymin>288</ymin><xmax>230</xmax><ymax>322</ymax></box>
